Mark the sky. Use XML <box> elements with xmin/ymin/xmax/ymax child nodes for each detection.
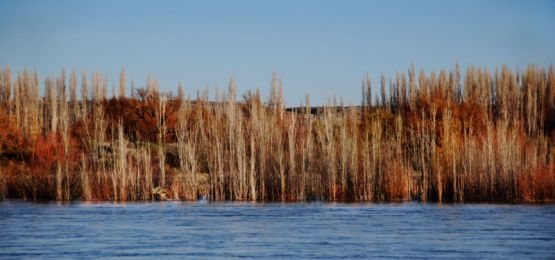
<box><xmin>0</xmin><ymin>0</ymin><xmax>554</xmax><ymax>105</ymax></box>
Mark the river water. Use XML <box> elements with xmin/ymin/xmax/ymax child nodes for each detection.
<box><xmin>1</xmin><ymin>201</ymin><xmax>554</xmax><ymax>259</ymax></box>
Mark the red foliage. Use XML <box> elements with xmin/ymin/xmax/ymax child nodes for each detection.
<box><xmin>518</xmin><ymin>164</ymin><xmax>555</xmax><ymax>202</ymax></box>
<box><xmin>33</xmin><ymin>133</ymin><xmax>66</xmax><ymax>170</ymax></box>
<box><xmin>104</xmin><ymin>92</ymin><xmax>179</xmax><ymax>142</ymax></box>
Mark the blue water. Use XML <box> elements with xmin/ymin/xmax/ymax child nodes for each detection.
<box><xmin>1</xmin><ymin>201</ymin><xmax>554</xmax><ymax>259</ymax></box>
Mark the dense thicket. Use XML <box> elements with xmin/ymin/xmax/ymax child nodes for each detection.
<box><xmin>0</xmin><ymin>65</ymin><xmax>553</xmax><ymax>202</ymax></box>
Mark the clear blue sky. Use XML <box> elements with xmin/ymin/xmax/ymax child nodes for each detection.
<box><xmin>1</xmin><ymin>0</ymin><xmax>554</xmax><ymax>105</ymax></box>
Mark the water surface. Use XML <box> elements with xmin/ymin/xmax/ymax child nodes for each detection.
<box><xmin>1</xmin><ymin>201</ymin><xmax>554</xmax><ymax>259</ymax></box>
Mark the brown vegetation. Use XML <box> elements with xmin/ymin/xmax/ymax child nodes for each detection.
<box><xmin>0</xmin><ymin>65</ymin><xmax>554</xmax><ymax>202</ymax></box>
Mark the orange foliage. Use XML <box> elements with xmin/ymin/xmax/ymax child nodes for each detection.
<box><xmin>518</xmin><ymin>164</ymin><xmax>555</xmax><ymax>202</ymax></box>
<box><xmin>33</xmin><ymin>133</ymin><xmax>66</xmax><ymax>169</ymax></box>
<box><xmin>384</xmin><ymin>163</ymin><xmax>409</xmax><ymax>201</ymax></box>
<box><xmin>104</xmin><ymin>92</ymin><xmax>179</xmax><ymax>142</ymax></box>
<box><xmin>0</xmin><ymin>108</ymin><xmax>23</xmax><ymax>155</ymax></box>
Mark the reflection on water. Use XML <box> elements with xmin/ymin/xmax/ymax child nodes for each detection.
<box><xmin>1</xmin><ymin>201</ymin><xmax>554</xmax><ymax>258</ymax></box>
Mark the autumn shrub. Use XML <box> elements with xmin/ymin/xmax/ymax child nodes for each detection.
<box><xmin>518</xmin><ymin>164</ymin><xmax>555</xmax><ymax>202</ymax></box>
<box><xmin>0</xmin><ymin>108</ymin><xmax>23</xmax><ymax>157</ymax></box>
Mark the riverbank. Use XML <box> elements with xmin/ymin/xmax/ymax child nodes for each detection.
<box><xmin>0</xmin><ymin>65</ymin><xmax>554</xmax><ymax>202</ymax></box>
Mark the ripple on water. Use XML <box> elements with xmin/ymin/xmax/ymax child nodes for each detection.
<box><xmin>1</xmin><ymin>201</ymin><xmax>555</xmax><ymax>259</ymax></box>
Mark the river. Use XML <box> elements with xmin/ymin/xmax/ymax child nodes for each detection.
<box><xmin>1</xmin><ymin>201</ymin><xmax>554</xmax><ymax>258</ymax></box>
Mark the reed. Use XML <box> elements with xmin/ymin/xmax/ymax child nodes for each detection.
<box><xmin>0</xmin><ymin>65</ymin><xmax>553</xmax><ymax>202</ymax></box>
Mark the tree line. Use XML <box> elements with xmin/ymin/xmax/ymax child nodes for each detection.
<box><xmin>0</xmin><ymin>64</ymin><xmax>553</xmax><ymax>202</ymax></box>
